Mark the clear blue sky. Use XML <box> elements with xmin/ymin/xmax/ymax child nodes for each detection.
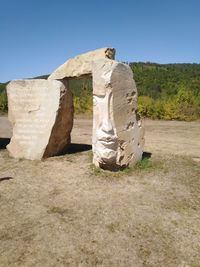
<box><xmin>1</xmin><ymin>0</ymin><xmax>200</xmax><ymax>82</ymax></box>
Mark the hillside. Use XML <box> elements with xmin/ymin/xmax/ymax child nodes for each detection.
<box><xmin>131</xmin><ymin>63</ymin><xmax>200</xmax><ymax>120</ymax></box>
<box><xmin>1</xmin><ymin>63</ymin><xmax>200</xmax><ymax>120</ymax></box>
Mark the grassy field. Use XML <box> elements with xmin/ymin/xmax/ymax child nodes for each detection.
<box><xmin>0</xmin><ymin>118</ymin><xmax>200</xmax><ymax>266</ymax></box>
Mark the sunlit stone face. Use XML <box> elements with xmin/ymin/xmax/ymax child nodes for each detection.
<box><xmin>93</xmin><ymin>88</ymin><xmax>118</xmax><ymax>165</ymax></box>
<box><xmin>92</xmin><ymin>58</ymin><xmax>145</xmax><ymax>170</ymax></box>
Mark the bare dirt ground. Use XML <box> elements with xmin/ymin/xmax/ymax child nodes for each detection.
<box><xmin>0</xmin><ymin>116</ymin><xmax>200</xmax><ymax>267</ymax></box>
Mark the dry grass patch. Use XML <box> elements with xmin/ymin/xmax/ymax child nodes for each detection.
<box><xmin>0</xmin><ymin>149</ymin><xmax>200</xmax><ymax>266</ymax></box>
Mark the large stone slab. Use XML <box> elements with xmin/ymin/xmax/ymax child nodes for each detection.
<box><xmin>7</xmin><ymin>79</ymin><xmax>73</xmax><ymax>160</ymax></box>
<box><xmin>48</xmin><ymin>48</ymin><xmax>115</xmax><ymax>80</ymax></box>
<box><xmin>92</xmin><ymin>59</ymin><xmax>145</xmax><ymax>170</ymax></box>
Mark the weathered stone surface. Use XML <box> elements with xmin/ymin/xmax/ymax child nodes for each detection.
<box><xmin>7</xmin><ymin>79</ymin><xmax>73</xmax><ymax>160</ymax></box>
<box><xmin>48</xmin><ymin>48</ymin><xmax>115</xmax><ymax>80</ymax></box>
<box><xmin>92</xmin><ymin>59</ymin><xmax>144</xmax><ymax>169</ymax></box>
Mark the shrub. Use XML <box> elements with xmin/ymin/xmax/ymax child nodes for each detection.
<box><xmin>0</xmin><ymin>92</ymin><xmax>8</xmax><ymax>112</ymax></box>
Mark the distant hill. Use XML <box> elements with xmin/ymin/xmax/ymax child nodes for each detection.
<box><xmin>1</xmin><ymin>63</ymin><xmax>200</xmax><ymax>120</ymax></box>
<box><xmin>33</xmin><ymin>75</ymin><xmax>49</xmax><ymax>80</ymax></box>
<box><xmin>130</xmin><ymin>62</ymin><xmax>200</xmax><ymax>99</ymax></box>
<box><xmin>129</xmin><ymin>62</ymin><xmax>200</xmax><ymax>120</ymax></box>
<box><xmin>0</xmin><ymin>82</ymin><xmax>8</xmax><ymax>93</ymax></box>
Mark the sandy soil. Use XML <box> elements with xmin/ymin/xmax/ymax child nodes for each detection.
<box><xmin>72</xmin><ymin>118</ymin><xmax>200</xmax><ymax>158</ymax></box>
<box><xmin>1</xmin><ymin>116</ymin><xmax>200</xmax><ymax>158</ymax></box>
<box><xmin>0</xmin><ymin>117</ymin><xmax>200</xmax><ymax>267</ymax></box>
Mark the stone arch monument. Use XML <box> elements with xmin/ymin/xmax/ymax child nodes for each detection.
<box><xmin>6</xmin><ymin>48</ymin><xmax>144</xmax><ymax>170</ymax></box>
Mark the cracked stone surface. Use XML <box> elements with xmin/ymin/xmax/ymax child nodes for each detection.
<box><xmin>92</xmin><ymin>59</ymin><xmax>145</xmax><ymax>169</ymax></box>
<box><xmin>6</xmin><ymin>79</ymin><xmax>73</xmax><ymax>160</ymax></box>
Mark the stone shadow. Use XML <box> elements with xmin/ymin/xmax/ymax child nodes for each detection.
<box><xmin>0</xmin><ymin>138</ymin><xmax>10</xmax><ymax>149</ymax></box>
<box><xmin>142</xmin><ymin>151</ymin><xmax>152</xmax><ymax>159</ymax></box>
<box><xmin>60</xmin><ymin>143</ymin><xmax>92</xmax><ymax>155</ymax></box>
<box><xmin>0</xmin><ymin>176</ymin><xmax>13</xmax><ymax>183</ymax></box>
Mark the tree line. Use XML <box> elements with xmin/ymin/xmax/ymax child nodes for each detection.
<box><xmin>1</xmin><ymin>62</ymin><xmax>200</xmax><ymax>120</ymax></box>
<box><xmin>131</xmin><ymin>62</ymin><xmax>200</xmax><ymax>120</ymax></box>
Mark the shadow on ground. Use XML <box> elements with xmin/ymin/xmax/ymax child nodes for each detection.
<box><xmin>62</xmin><ymin>146</ymin><xmax>151</xmax><ymax>159</ymax></box>
<box><xmin>0</xmin><ymin>138</ymin><xmax>149</xmax><ymax>161</ymax></box>
<box><xmin>0</xmin><ymin>138</ymin><xmax>10</xmax><ymax>149</ymax></box>
<box><xmin>60</xmin><ymin>143</ymin><xmax>92</xmax><ymax>155</ymax></box>
<box><xmin>0</xmin><ymin>176</ymin><xmax>13</xmax><ymax>183</ymax></box>
<box><xmin>142</xmin><ymin>151</ymin><xmax>152</xmax><ymax>159</ymax></box>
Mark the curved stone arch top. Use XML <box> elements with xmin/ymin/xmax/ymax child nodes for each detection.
<box><xmin>49</xmin><ymin>47</ymin><xmax>144</xmax><ymax>169</ymax></box>
<box><xmin>48</xmin><ymin>48</ymin><xmax>116</xmax><ymax>80</ymax></box>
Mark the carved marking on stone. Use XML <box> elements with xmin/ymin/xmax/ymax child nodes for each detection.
<box><xmin>92</xmin><ymin>58</ymin><xmax>145</xmax><ymax>169</ymax></box>
<box><xmin>6</xmin><ymin>48</ymin><xmax>144</xmax><ymax>171</ymax></box>
<box><xmin>6</xmin><ymin>79</ymin><xmax>73</xmax><ymax>160</ymax></box>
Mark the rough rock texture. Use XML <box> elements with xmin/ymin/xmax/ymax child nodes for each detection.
<box><xmin>48</xmin><ymin>48</ymin><xmax>115</xmax><ymax>80</ymax></box>
<box><xmin>92</xmin><ymin>59</ymin><xmax>145</xmax><ymax>170</ymax></box>
<box><xmin>7</xmin><ymin>79</ymin><xmax>73</xmax><ymax>160</ymax></box>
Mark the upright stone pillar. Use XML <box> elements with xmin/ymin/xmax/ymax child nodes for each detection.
<box><xmin>7</xmin><ymin>79</ymin><xmax>74</xmax><ymax>160</ymax></box>
<box><xmin>92</xmin><ymin>59</ymin><xmax>144</xmax><ymax>170</ymax></box>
